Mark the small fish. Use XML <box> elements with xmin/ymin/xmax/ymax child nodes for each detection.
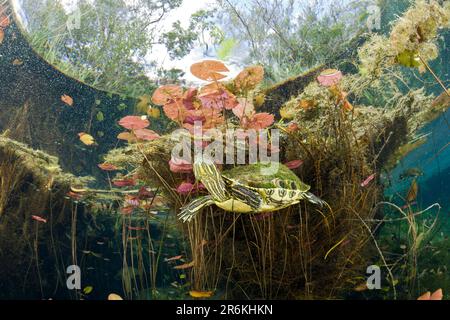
<box><xmin>361</xmin><ymin>173</ymin><xmax>376</xmax><ymax>187</ymax></box>
<box><xmin>78</xmin><ymin>132</ymin><xmax>95</xmax><ymax>146</ymax></box>
<box><xmin>113</xmin><ymin>178</ymin><xmax>136</xmax><ymax>187</ymax></box>
<box><xmin>406</xmin><ymin>179</ymin><xmax>418</xmax><ymax>202</ymax></box>
<box><xmin>120</xmin><ymin>206</ymin><xmax>134</xmax><ymax>215</ymax></box>
<box><xmin>67</xmin><ymin>191</ymin><xmax>83</xmax><ymax>200</ymax></box>
<box><xmin>189</xmin><ymin>291</ymin><xmax>214</xmax><ymax>298</ymax></box>
<box><xmin>174</xmin><ymin>261</ymin><xmax>195</xmax><ymax>270</ymax></box>
<box><xmin>31</xmin><ymin>215</ymin><xmax>47</xmax><ymax>223</ymax></box>
<box><xmin>128</xmin><ymin>226</ymin><xmax>145</xmax><ymax>231</ymax></box>
<box><xmin>284</xmin><ymin>159</ymin><xmax>303</xmax><ymax>170</ymax></box>
<box><xmin>61</xmin><ymin>94</ymin><xmax>74</xmax><ymax>106</ymax></box>
<box><xmin>165</xmin><ymin>255</ymin><xmax>183</xmax><ymax>262</ymax></box>
<box><xmin>401</xmin><ymin>201</ymin><xmax>417</xmax><ymax>209</ymax></box>
<box><xmin>399</xmin><ymin>168</ymin><xmax>423</xmax><ymax>180</ymax></box>
<box><xmin>70</xmin><ymin>186</ymin><xmax>87</xmax><ymax>193</ymax></box>
<box><xmin>354</xmin><ymin>282</ymin><xmax>368</xmax><ymax>292</ymax></box>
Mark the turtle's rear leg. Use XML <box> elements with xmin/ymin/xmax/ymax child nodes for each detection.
<box><xmin>179</xmin><ymin>195</ymin><xmax>215</xmax><ymax>222</ymax></box>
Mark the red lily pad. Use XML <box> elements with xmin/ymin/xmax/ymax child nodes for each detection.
<box><xmin>98</xmin><ymin>163</ymin><xmax>119</xmax><ymax>171</ymax></box>
<box><xmin>118</xmin><ymin>116</ymin><xmax>150</xmax><ymax>130</ymax></box>
<box><xmin>317</xmin><ymin>69</ymin><xmax>343</xmax><ymax>87</ymax></box>
<box><xmin>190</xmin><ymin>60</ymin><xmax>229</xmax><ymax>81</ymax></box>
<box><xmin>169</xmin><ymin>157</ymin><xmax>193</xmax><ymax>173</ymax></box>
<box><xmin>151</xmin><ymin>85</ymin><xmax>183</xmax><ymax>105</ymax></box>
<box><xmin>134</xmin><ymin>128</ymin><xmax>160</xmax><ymax>141</ymax></box>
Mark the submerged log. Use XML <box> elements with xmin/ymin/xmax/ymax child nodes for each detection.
<box><xmin>0</xmin><ymin>136</ymin><xmax>93</xmax><ymax>298</ymax></box>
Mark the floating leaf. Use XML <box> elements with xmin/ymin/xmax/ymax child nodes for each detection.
<box><xmin>78</xmin><ymin>132</ymin><xmax>95</xmax><ymax>146</ymax></box>
<box><xmin>12</xmin><ymin>59</ymin><xmax>23</xmax><ymax>66</ymax></box>
<box><xmin>95</xmin><ymin>99</ymin><xmax>101</xmax><ymax>105</ymax></box>
<box><xmin>96</xmin><ymin>111</ymin><xmax>104</xmax><ymax>122</ymax></box>
<box><xmin>108</xmin><ymin>293</ymin><xmax>123</xmax><ymax>300</ymax></box>
<box><xmin>117</xmin><ymin>103</ymin><xmax>127</xmax><ymax>111</ymax></box>
<box><xmin>190</xmin><ymin>60</ymin><xmax>229</xmax><ymax>81</ymax></box>
<box><xmin>118</xmin><ymin>116</ymin><xmax>149</xmax><ymax>130</ymax></box>
<box><xmin>0</xmin><ymin>14</ymin><xmax>10</xmax><ymax>28</ymax></box>
<box><xmin>117</xmin><ymin>132</ymin><xmax>136</xmax><ymax>142</ymax></box>
<box><xmin>151</xmin><ymin>85</ymin><xmax>183</xmax><ymax>105</ymax></box>
<box><xmin>61</xmin><ymin>94</ymin><xmax>74</xmax><ymax>106</ymax></box>
<box><xmin>232</xmin><ymin>99</ymin><xmax>255</xmax><ymax>119</ymax></box>
<box><xmin>247</xmin><ymin>113</ymin><xmax>274</xmax><ymax>130</ymax></box>
<box><xmin>83</xmin><ymin>286</ymin><xmax>94</xmax><ymax>295</ymax></box>
<box><xmin>163</xmin><ymin>101</ymin><xmax>185</xmax><ymax>122</ymax></box>
<box><xmin>189</xmin><ymin>290</ymin><xmax>214</xmax><ymax>298</ymax></box>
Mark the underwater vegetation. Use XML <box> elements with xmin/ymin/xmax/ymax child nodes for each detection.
<box><xmin>0</xmin><ymin>0</ymin><xmax>448</xmax><ymax>301</ymax></box>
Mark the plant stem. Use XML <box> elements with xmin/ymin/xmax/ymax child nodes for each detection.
<box><xmin>419</xmin><ymin>55</ymin><xmax>449</xmax><ymax>96</ymax></box>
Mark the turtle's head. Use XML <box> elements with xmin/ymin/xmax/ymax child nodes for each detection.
<box><xmin>194</xmin><ymin>157</ymin><xmax>228</xmax><ymax>202</ymax></box>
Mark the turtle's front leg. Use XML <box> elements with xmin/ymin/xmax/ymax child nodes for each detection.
<box><xmin>179</xmin><ymin>195</ymin><xmax>215</xmax><ymax>222</ymax></box>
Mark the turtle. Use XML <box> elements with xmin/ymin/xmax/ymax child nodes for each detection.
<box><xmin>178</xmin><ymin>158</ymin><xmax>326</xmax><ymax>222</ymax></box>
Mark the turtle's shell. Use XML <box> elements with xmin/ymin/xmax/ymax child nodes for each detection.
<box><xmin>223</xmin><ymin>162</ymin><xmax>310</xmax><ymax>192</ymax></box>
